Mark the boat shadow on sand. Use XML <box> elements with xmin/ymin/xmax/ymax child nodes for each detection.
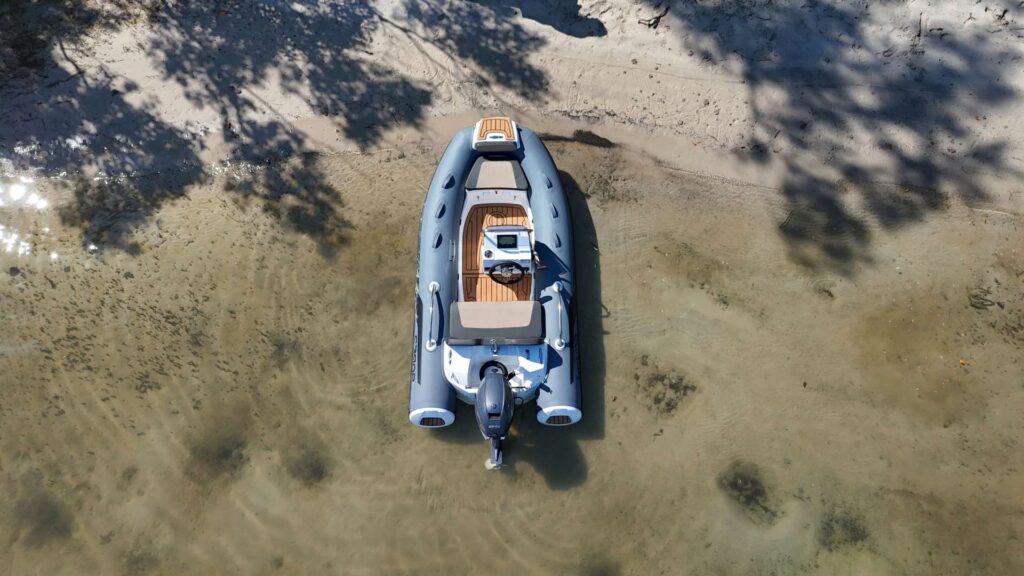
<box><xmin>435</xmin><ymin>169</ymin><xmax>606</xmax><ymax>490</ymax></box>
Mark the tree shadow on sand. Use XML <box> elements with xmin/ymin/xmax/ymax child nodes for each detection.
<box><xmin>1</xmin><ymin>1</ymin><xmax>206</xmax><ymax>253</ymax></box>
<box><xmin>1</xmin><ymin>5</ymin><xmax>203</xmax><ymax>168</ymax></box>
<box><xmin>223</xmin><ymin>153</ymin><xmax>352</xmax><ymax>258</ymax></box>
<box><xmin>147</xmin><ymin>1</ymin><xmax>433</xmax><ymax>153</ymax></box>
<box><xmin>647</xmin><ymin>0</ymin><xmax>1022</xmax><ymax>275</ymax></box>
<box><xmin>389</xmin><ymin>0</ymin><xmax>552</xmax><ymax>98</ymax></box>
<box><xmin>2</xmin><ymin>0</ymin><xmax>554</xmax><ymax>255</ymax></box>
<box><xmin>434</xmin><ymin>167</ymin><xmax>606</xmax><ymax>490</ymax></box>
<box><xmin>471</xmin><ymin>0</ymin><xmax>608</xmax><ymax>38</ymax></box>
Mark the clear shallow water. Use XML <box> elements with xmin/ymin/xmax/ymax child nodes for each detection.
<box><xmin>1</xmin><ymin>142</ymin><xmax>1022</xmax><ymax>575</ymax></box>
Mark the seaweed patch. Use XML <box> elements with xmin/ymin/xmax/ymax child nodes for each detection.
<box><xmin>717</xmin><ymin>460</ymin><xmax>780</xmax><ymax>525</ymax></box>
<box><xmin>819</xmin><ymin>509</ymin><xmax>869</xmax><ymax>551</ymax></box>
<box><xmin>634</xmin><ymin>355</ymin><xmax>697</xmax><ymax>415</ymax></box>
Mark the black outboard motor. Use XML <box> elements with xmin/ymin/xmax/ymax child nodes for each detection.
<box><xmin>475</xmin><ymin>362</ymin><xmax>514</xmax><ymax>468</ymax></box>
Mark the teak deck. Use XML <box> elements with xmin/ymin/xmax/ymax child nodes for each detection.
<box><xmin>476</xmin><ymin>117</ymin><xmax>515</xmax><ymax>141</ymax></box>
<box><xmin>462</xmin><ymin>204</ymin><xmax>532</xmax><ymax>302</ymax></box>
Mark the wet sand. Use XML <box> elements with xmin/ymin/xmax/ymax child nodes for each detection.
<box><xmin>2</xmin><ymin>129</ymin><xmax>1022</xmax><ymax>575</ymax></box>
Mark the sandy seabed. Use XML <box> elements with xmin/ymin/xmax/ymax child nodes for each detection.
<box><xmin>2</xmin><ymin>1</ymin><xmax>1024</xmax><ymax>575</ymax></box>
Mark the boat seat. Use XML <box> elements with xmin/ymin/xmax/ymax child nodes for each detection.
<box><xmin>448</xmin><ymin>301</ymin><xmax>543</xmax><ymax>345</ymax></box>
<box><xmin>465</xmin><ymin>157</ymin><xmax>528</xmax><ymax>190</ymax></box>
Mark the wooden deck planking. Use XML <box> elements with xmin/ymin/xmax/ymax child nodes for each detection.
<box><xmin>476</xmin><ymin>117</ymin><xmax>514</xmax><ymax>141</ymax></box>
<box><xmin>462</xmin><ymin>274</ymin><xmax>532</xmax><ymax>302</ymax></box>
<box><xmin>462</xmin><ymin>204</ymin><xmax>532</xmax><ymax>302</ymax></box>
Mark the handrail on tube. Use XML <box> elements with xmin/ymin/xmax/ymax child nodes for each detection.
<box><xmin>425</xmin><ymin>281</ymin><xmax>439</xmax><ymax>351</ymax></box>
<box><xmin>552</xmin><ymin>281</ymin><xmax>566</xmax><ymax>351</ymax></box>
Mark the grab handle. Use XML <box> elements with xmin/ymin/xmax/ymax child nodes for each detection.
<box><xmin>552</xmin><ymin>282</ymin><xmax>566</xmax><ymax>351</ymax></box>
<box><xmin>425</xmin><ymin>281</ymin><xmax>440</xmax><ymax>352</ymax></box>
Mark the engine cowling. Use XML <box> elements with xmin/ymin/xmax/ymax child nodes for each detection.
<box><xmin>474</xmin><ymin>363</ymin><xmax>514</xmax><ymax>466</ymax></box>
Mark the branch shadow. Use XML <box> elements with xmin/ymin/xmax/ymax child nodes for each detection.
<box><xmin>399</xmin><ymin>0</ymin><xmax>552</xmax><ymax>97</ymax></box>
<box><xmin>1</xmin><ymin>2</ymin><xmax>200</xmax><ymax>175</ymax></box>
<box><xmin>58</xmin><ymin>169</ymin><xmax>205</xmax><ymax>255</ymax></box>
<box><xmin>648</xmin><ymin>0</ymin><xmax>1022</xmax><ymax>276</ymax></box>
<box><xmin>147</xmin><ymin>1</ymin><xmax>433</xmax><ymax>153</ymax></box>
<box><xmin>473</xmin><ymin>0</ymin><xmax>608</xmax><ymax>38</ymax></box>
<box><xmin>223</xmin><ymin>153</ymin><xmax>351</xmax><ymax>258</ymax></box>
<box><xmin>1</xmin><ymin>1</ymin><xmax>207</xmax><ymax>254</ymax></box>
<box><xmin>4</xmin><ymin>1</ymin><xmax>555</xmax><ymax>256</ymax></box>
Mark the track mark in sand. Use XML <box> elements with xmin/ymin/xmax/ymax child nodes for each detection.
<box><xmin>652</xmin><ymin>241</ymin><xmax>733</xmax><ymax>310</ymax></box>
<box><xmin>553</xmin><ymin>144</ymin><xmax>635</xmax><ymax>208</ymax></box>
<box><xmin>633</xmin><ymin>355</ymin><xmax>697</xmax><ymax>415</ymax></box>
<box><xmin>718</xmin><ymin>460</ymin><xmax>780</xmax><ymax>525</ymax></box>
<box><xmin>853</xmin><ymin>288</ymin><xmax>990</xmax><ymax>426</ymax></box>
<box><xmin>819</xmin><ymin>509</ymin><xmax>869</xmax><ymax>551</ymax></box>
<box><xmin>14</xmin><ymin>488</ymin><xmax>75</xmax><ymax>548</ymax></box>
<box><xmin>582</xmin><ymin>169</ymin><xmax>637</xmax><ymax>206</ymax></box>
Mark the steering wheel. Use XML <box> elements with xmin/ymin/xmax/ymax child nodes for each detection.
<box><xmin>488</xmin><ymin>261</ymin><xmax>527</xmax><ymax>285</ymax></box>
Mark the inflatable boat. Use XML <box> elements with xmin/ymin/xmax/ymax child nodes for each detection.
<box><xmin>409</xmin><ymin>118</ymin><xmax>581</xmax><ymax>468</ymax></box>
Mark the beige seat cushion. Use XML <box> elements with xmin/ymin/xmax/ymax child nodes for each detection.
<box><xmin>449</xmin><ymin>301</ymin><xmax>543</xmax><ymax>344</ymax></box>
<box><xmin>465</xmin><ymin>158</ymin><xmax>528</xmax><ymax>190</ymax></box>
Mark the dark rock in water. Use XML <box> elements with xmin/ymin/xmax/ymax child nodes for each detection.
<box><xmin>819</xmin><ymin>510</ymin><xmax>869</xmax><ymax>550</ymax></box>
<box><xmin>9</xmin><ymin>266</ymin><xmax>21</xmax><ymax>276</ymax></box>
<box><xmin>718</xmin><ymin>460</ymin><xmax>779</xmax><ymax>525</ymax></box>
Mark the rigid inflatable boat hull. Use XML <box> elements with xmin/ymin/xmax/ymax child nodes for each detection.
<box><xmin>408</xmin><ymin>124</ymin><xmax>581</xmax><ymax>429</ymax></box>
